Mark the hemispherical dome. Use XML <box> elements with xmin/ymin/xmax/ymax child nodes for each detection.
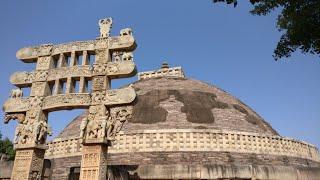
<box><xmin>57</xmin><ymin>77</ymin><xmax>277</xmax><ymax>139</ymax></box>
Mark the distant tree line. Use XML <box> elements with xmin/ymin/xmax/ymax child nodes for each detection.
<box><xmin>0</xmin><ymin>130</ymin><xmax>15</xmax><ymax>161</ymax></box>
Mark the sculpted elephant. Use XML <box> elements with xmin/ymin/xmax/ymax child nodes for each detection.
<box><xmin>10</xmin><ymin>88</ymin><xmax>23</xmax><ymax>98</ymax></box>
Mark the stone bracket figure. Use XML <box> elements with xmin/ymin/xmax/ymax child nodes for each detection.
<box><xmin>107</xmin><ymin>106</ymin><xmax>133</xmax><ymax>140</ymax></box>
<box><xmin>4</xmin><ymin>113</ymin><xmax>25</xmax><ymax>124</ymax></box>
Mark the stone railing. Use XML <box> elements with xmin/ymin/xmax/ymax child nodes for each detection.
<box><xmin>45</xmin><ymin>129</ymin><xmax>320</xmax><ymax>162</ymax></box>
<box><xmin>138</xmin><ymin>66</ymin><xmax>185</xmax><ymax>80</ymax></box>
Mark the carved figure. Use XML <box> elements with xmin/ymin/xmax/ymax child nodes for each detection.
<box><xmin>35</xmin><ymin>121</ymin><xmax>51</xmax><ymax>144</ymax></box>
<box><xmin>14</xmin><ymin>123</ymin><xmax>33</xmax><ymax>145</ymax></box>
<box><xmin>112</xmin><ymin>51</ymin><xmax>122</xmax><ymax>61</ymax></box>
<box><xmin>107</xmin><ymin>106</ymin><xmax>132</xmax><ymax>140</ymax></box>
<box><xmin>10</xmin><ymin>88</ymin><xmax>23</xmax><ymax>98</ymax></box>
<box><xmin>99</xmin><ymin>18</ymin><xmax>113</xmax><ymax>38</ymax></box>
<box><xmin>122</xmin><ymin>52</ymin><xmax>133</xmax><ymax>61</ymax></box>
<box><xmin>120</xmin><ymin>28</ymin><xmax>132</xmax><ymax>36</ymax></box>
<box><xmin>86</xmin><ymin>120</ymin><xmax>102</xmax><ymax>138</ymax></box>
<box><xmin>80</xmin><ymin>117</ymin><xmax>88</xmax><ymax>139</ymax></box>
<box><xmin>4</xmin><ymin>113</ymin><xmax>25</xmax><ymax>124</ymax></box>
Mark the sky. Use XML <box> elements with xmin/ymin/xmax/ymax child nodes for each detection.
<box><xmin>0</xmin><ymin>0</ymin><xmax>319</xmax><ymax>148</ymax></box>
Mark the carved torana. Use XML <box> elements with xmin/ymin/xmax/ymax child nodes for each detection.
<box><xmin>3</xmin><ymin>17</ymin><xmax>137</xmax><ymax>180</ymax></box>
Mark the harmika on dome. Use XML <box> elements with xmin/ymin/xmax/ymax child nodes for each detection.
<box><xmin>45</xmin><ymin>63</ymin><xmax>320</xmax><ymax>180</ymax></box>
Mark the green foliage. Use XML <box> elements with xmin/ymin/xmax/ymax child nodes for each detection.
<box><xmin>0</xmin><ymin>130</ymin><xmax>15</xmax><ymax>160</ymax></box>
<box><xmin>213</xmin><ymin>0</ymin><xmax>320</xmax><ymax>60</ymax></box>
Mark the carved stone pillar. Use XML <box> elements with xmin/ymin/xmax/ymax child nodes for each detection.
<box><xmin>80</xmin><ymin>145</ymin><xmax>108</xmax><ymax>180</ymax></box>
<box><xmin>11</xmin><ymin>148</ymin><xmax>45</xmax><ymax>180</ymax></box>
<box><xmin>80</xmin><ymin>45</ymin><xmax>110</xmax><ymax>179</ymax></box>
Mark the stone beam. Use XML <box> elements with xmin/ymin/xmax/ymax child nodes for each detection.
<box><xmin>16</xmin><ymin>36</ymin><xmax>136</xmax><ymax>63</ymax></box>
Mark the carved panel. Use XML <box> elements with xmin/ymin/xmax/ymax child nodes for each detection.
<box><xmin>3</xmin><ymin>98</ymin><xmax>30</xmax><ymax>113</ymax></box>
<box><xmin>92</xmin><ymin>76</ymin><xmax>107</xmax><ymax>91</ymax></box>
<box><xmin>11</xmin><ymin>150</ymin><xmax>33</xmax><ymax>180</ymax></box>
<box><xmin>92</xmin><ymin>63</ymin><xmax>108</xmax><ymax>75</ymax></box>
<box><xmin>52</xmin><ymin>40</ymin><xmax>96</xmax><ymax>55</ymax></box>
<box><xmin>10</xmin><ymin>71</ymin><xmax>33</xmax><ymax>86</ymax></box>
<box><xmin>30</xmin><ymin>82</ymin><xmax>49</xmax><ymax>97</ymax></box>
<box><xmin>91</xmin><ymin>91</ymin><xmax>106</xmax><ymax>105</ymax></box>
<box><xmin>16</xmin><ymin>44</ymin><xmax>53</xmax><ymax>62</ymax></box>
<box><xmin>47</xmin><ymin>65</ymin><xmax>92</xmax><ymax>81</ymax></box>
<box><xmin>80</xmin><ymin>145</ymin><xmax>107</xmax><ymax>180</ymax></box>
<box><xmin>109</xmin><ymin>36</ymin><xmax>136</xmax><ymax>50</ymax></box>
<box><xmin>36</xmin><ymin>56</ymin><xmax>52</xmax><ymax>70</ymax></box>
<box><xmin>34</xmin><ymin>70</ymin><xmax>49</xmax><ymax>82</ymax></box>
<box><xmin>42</xmin><ymin>94</ymin><xmax>91</xmax><ymax>111</ymax></box>
<box><xmin>105</xmin><ymin>87</ymin><xmax>136</xmax><ymax>106</ymax></box>
<box><xmin>95</xmin><ymin>49</ymin><xmax>108</xmax><ymax>64</ymax></box>
<box><xmin>107</xmin><ymin>61</ymin><xmax>136</xmax><ymax>78</ymax></box>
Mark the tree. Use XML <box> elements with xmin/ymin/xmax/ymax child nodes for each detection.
<box><xmin>213</xmin><ymin>0</ymin><xmax>320</xmax><ymax>60</ymax></box>
<box><xmin>0</xmin><ymin>130</ymin><xmax>15</xmax><ymax>160</ymax></box>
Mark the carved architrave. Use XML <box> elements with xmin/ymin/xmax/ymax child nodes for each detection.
<box><xmin>106</xmin><ymin>61</ymin><xmax>136</xmax><ymax>78</ymax></box>
<box><xmin>3</xmin><ymin>97</ymin><xmax>30</xmax><ymax>113</ymax></box>
<box><xmin>105</xmin><ymin>86</ymin><xmax>136</xmax><ymax>106</ymax></box>
<box><xmin>16</xmin><ymin>44</ymin><xmax>53</xmax><ymax>62</ymax></box>
<box><xmin>47</xmin><ymin>66</ymin><xmax>91</xmax><ymax>81</ymax></box>
<box><xmin>42</xmin><ymin>94</ymin><xmax>91</xmax><ymax>111</ymax></box>
<box><xmin>10</xmin><ymin>71</ymin><xmax>33</xmax><ymax>86</ymax></box>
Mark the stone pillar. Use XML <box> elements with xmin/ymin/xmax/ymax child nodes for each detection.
<box><xmin>11</xmin><ymin>148</ymin><xmax>45</xmax><ymax>180</ymax></box>
<box><xmin>80</xmin><ymin>47</ymin><xmax>110</xmax><ymax>180</ymax></box>
<box><xmin>10</xmin><ymin>55</ymin><xmax>53</xmax><ymax>180</ymax></box>
<box><xmin>80</xmin><ymin>145</ymin><xmax>108</xmax><ymax>180</ymax></box>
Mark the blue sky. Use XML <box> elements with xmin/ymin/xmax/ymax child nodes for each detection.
<box><xmin>0</xmin><ymin>0</ymin><xmax>319</xmax><ymax>148</ymax></box>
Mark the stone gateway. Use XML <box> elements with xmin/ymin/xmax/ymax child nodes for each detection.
<box><xmin>1</xmin><ymin>18</ymin><xmax>320</xmax><ymax>180</ymax></box>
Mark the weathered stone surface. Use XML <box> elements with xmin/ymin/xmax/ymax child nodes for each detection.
<box><xmin>3</xmin><ymin>17</ymin><xmax>137</xmax><ymax>180</ymax></box>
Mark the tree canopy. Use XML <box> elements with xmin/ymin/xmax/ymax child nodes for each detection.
<box><xmin>0</xmin><ymin>130</ymin><xmax>15</xmax><ymax>160</ymax></box>
<box><xmin>213</xmin><ymin>0</ymin><xmax>320</xmax><ymax>60</ymax></box>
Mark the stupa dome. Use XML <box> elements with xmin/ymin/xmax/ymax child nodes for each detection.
<box><xmin>47</xmin><ymin>63</ymin><xmax>320</xmax><ymax>180</ymax></box>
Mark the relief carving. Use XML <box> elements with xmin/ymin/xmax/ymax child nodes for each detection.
<box><xmin>29</xmin><ymin>96</ymin><xmax>44</xmax><ymax>108</ymax></box>
<box><xmin>99</xmin><ymin>17</ymin><xmax>113</xmax><ymax>38</ymax></box>
<box><xmin>107</xmin><ymin>106</ymin><xmax>133</xmax><ymax>140</ymax></box>
<box><xmin>112</xmin><ymin>51</ymin><xmax>122</xmax><ymax>61</ymax></box>
<box><xmin>36</xmin><ymin>56</ymin><xmax>52</xmax><ymax>70</ymax></box>
<box><xmin>91</xmin><ymin>91</ymin><xmax>106</xmax><ymax>104</ymax></box>
<box><xmin>81</xmin><ymin>105</ymin><xmax>109</xmax><ymax>141</ymax></box>
<box><xmin>105</xmin><ymin>86</ymin><xmax>136</xmax><ymax>106</ymax></box>
<box><xmin>14</xmin><ymin>119</ymin><xmax>51</xmax><ymax>146</ymax></box>
<box><xmin>34</xmin><ymin>70</ymin><xmax>48</xmax><ymax>82</ymax></box>
<box><xmin>93</xmin><ymin>63</ymin><xmax>107</xmax><ymax>75</ymax></box>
